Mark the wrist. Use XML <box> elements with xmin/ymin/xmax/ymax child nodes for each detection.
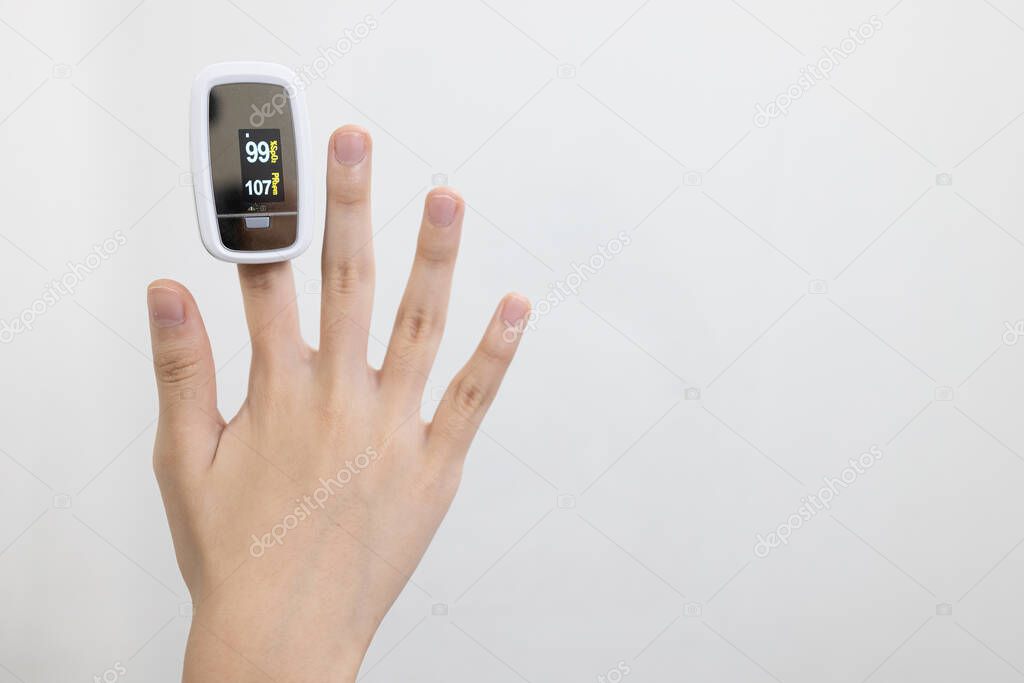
<box><xmin>183</xmin><ymin>613</ymin><xmax>366</xmax><ymax>683</ymax></box>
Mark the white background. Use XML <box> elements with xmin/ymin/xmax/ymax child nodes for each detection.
<box><xmin>2</xmin><ymin>0</ymin><xmax>1024</xmax><ymax>681</ymax></box>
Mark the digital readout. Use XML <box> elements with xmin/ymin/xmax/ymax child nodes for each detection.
<box><xmin>238</xmin><ymin>128</ymin><xmax>284</xmax><ymax>203</ymax></box>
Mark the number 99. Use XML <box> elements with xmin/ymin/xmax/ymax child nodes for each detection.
<box><xmin>245</xmin><ymin>140</ymin><xmax>271</xmax><ymax>163</ymax></box>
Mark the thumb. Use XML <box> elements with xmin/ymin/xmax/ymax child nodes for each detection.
<box><xmin>147</xmin><ymin>280</ymin><xmax>223</xmax><ymax>478</ymax></box>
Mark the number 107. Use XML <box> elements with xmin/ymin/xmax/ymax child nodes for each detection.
<box><xmin>245</xmin><ymin>179</ymin><xmax>272</xmax><ymax>196</ymax></box>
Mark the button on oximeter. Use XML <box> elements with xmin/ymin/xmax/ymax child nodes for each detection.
<box><xmin>244</xmin><ymin>216</ymin><xmax>270</xmax><ymax>229</ymax></box>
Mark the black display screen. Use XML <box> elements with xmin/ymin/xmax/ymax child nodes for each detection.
<box><xmin>209</xmin><ymin>83</ymin><xmax>297</xmax><ymax>227</ymax></box>
<box><xmin>238</xmin><ymin>128</ymin><xmax>284</xmax><ymax>203</ymax></box>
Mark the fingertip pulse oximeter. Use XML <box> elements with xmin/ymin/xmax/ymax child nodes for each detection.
<box><xmin>190</xmin><ymin>62</ymin><xmax>312</xmax><ymax>263</ymax></box>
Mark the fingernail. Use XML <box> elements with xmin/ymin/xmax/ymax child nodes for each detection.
<box><xmin>427</xmin><ymin>193</ymin><xmax>458</xmax><ymax>227</ymax></box>
<box><xmin>333</xmin><ymin>131</ymin><xmax>366</xmax><ymax>166</ymax></box>
<box><xmin>499</xmin><ymin>294</ymin><xmax>530</xmax><ymax>327</ymax></box>
<box><xmin>148</xmin><ymin>287</ymin><xmax>185</xmax><ymax>328</ymax></box>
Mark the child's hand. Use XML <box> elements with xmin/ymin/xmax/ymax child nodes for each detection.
<box><xmin>146</xmin><ymin>126</ymin><xmax>530</xmax><ymax>682</ymax></box>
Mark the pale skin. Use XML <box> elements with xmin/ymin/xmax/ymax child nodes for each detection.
<box><xmin>146</xmin><ymin>125</ymin><xmax>530</xmax><ymax>682</ymax></box>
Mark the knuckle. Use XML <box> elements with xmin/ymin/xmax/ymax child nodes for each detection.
<box><xmin>328</xmin><ymin>179</ymin><xmax>368</xmax><ymax>206</ymax></box>
<box><xmin>239</xmin><ymin>267</ymin><xmax>278</xmax><ymax>297</ymax></box>
<box><xmin>312</xmin><ymin>402</ymin><xmax>349</xmax><ymax>428</ymax></box>
<box><xmin>396</xmin><ymin>306</ymin><xmax>438</xmax><ymax>347</ymax></box>
<box><xmin>155</xmin><ymin>346</ymin><xmax>203</xmax><ymax>387</ymax></box>
<box><xmin>324</xmin><ymin>257</ymin><xmax>371</xmax><ymax>297</ymax></box>
<box><xmin>452</xmin><ymin>372</ymin><xmax>489</xmax><ymax>421</ymax></box>
<box><xmin>313</xmin><ymin>381</ymin><xmax>366</xmax><ymax>427</ymax></box>
<box><xmin>415</xmin><ymin>241</ymin><xmax>454</xmax><ymax>267</ymax></box>
<box><xmin>478</xmin><ymin>337</ymin><xmax>511</xmax><ymax>365</ymax></box>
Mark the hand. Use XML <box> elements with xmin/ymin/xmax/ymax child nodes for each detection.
<box><xmin>146</xmin><ymin>125</ymin><xmax>530</xmax><ymax>682</ymax></box>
